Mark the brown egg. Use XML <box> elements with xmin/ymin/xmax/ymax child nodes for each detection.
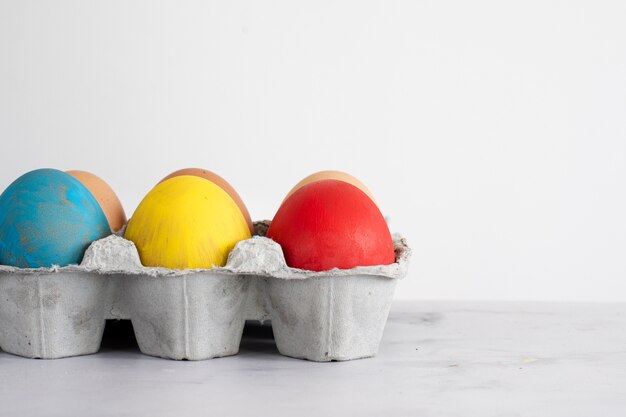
<box><xmin>159</xmin><ymin>168</ymin><xmax>254</xmax><ymax>234</ymax></box>
<box><xmin>66</xmin><ymin>170</ymin><xmax>127</xmax><ymax>232</ymax></box>
<box><xmin>283</xmin><ymin>170</ymin><xmax>378</xmax><ymax>206</ymax></box>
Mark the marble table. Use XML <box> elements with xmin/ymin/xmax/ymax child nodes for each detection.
<box><xmin>1</xmin><ymin>301</ymin><xmax>625</xmax><ymax>416</ymax></box>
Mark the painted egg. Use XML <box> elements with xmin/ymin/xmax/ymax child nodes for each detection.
<box><xmin>283</xmin><ymin>170</ymin><xmax>378</xmax><ymax>206</ymax></box>
<box><xmin>159</xmin><ymin>168</ymin><xmax>253</xmax><ymax>234</ymax></box>
<box><xmin>0</xmin><ymin>169</ymin><xmax>111</xmax><ymax>268</ymax></box>
<box><xmin>66</xmin><ymin>170</ymin><xmax>127</xmax><ymax>232</ymax></box>
<box><xmin>267</xmin><ymin>179</ymin><xmax>394</xmax><ymax>271</ymax></box>
<box><xmin>125</xmin><ymin>175</ymin><xmax>251</xmax><ymax>269</ymax></box>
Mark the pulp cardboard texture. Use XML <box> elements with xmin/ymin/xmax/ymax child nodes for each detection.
<box><xmin>0</xmin><ymin>221</ymin><xmax>411</xmax><ymax>362</ymax></box>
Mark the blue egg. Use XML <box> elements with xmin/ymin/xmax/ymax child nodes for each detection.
<box><xmin>0</xmin><ymin>169</ymin><xmax>111</xmax><ymax>268</ymax></box>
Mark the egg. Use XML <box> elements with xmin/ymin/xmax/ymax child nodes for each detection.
<box><xmin>267</xmin><ymin>179</ymin><xmax>394</xmax><ymax>271</ymax></box>
<box><xmin>283</xmin><ymin>170</ymin><xmax>378</xmax><ymax>206</ymax></box>
<box><xmin>159</xmin><ymin>168</ymin><xmax>253</xmax><ymax>234</ymax></box>
<box><xmin>66</xmin><ymin>170</ymin><xmax>127</xmax><ymax>232</ymax></box>
<box><xmin>0</xmin><ymin>169</ymin><xmax>111</xmax><ymax>268</ymax></box>
<box><xmin>125</xmin><ymin>175</ymin><xmax>251</xmax><ymax>269</ymax></box>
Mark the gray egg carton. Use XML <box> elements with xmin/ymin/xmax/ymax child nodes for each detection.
<box><xmin>0</xmin><ymin>221</ymin><xmax>411</xmax><ymax>362</ymax></box>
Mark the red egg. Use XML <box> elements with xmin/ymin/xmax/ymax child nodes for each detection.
<box><xmin>267</xmin><ymin>179</ymin><xmax>395</xmax><ymax>271</ymax></box>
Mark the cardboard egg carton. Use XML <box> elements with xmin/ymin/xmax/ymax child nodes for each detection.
<box><xmin>0</xmin><ymin>221</ymin><xmax>411</xmax><ymax>362</ymax></box>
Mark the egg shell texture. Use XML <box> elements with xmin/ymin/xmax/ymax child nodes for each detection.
<box><xmin>283</xmin><ymin>170</ymin><xmax>378</xmax><ymax>206</ymax></box>
<box><xmin>125</xmin><ymin>175</ymin><xmax>251</xmax><ymax>269</ymax></box>
<box><xmin>0</xmin><ymin>169</ymin><xmax>111</xmax><ymax>268</ymax></box>
<box><xmin>159</xmin><ymin>168</ymin><xmax>253</xmax><ymax>234</ymax></box>
<box><xmin>267</xmin><ymin>179</ymin><xmax>394</xmax><ymax>271</ymax></box>
<box><xmin>66</xmin><ymin>170</ymin><xmax>127</xmax><ymax>232</ymax></box>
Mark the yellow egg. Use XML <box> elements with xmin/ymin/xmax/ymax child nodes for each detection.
<box><xmin>283</xmin><ymin>170</ymin><xmax>378</xmax><ymax>206</ymax></box>
<box><xmin>125</xmin><ymin>175</ymin><xmax>251</xmax><ymax>269</ymax></box>
<box><xmin>159</xmin><ymin>168</ymin><xmax>254</xmax><ymax>234</ymax></box>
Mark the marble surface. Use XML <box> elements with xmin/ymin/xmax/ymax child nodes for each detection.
<box><xmin>1</xmin><ymin>301</ymin><xmax>625</xmax><ymax>417</ymax></box>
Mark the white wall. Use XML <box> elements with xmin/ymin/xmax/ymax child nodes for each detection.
<box><xmin>1</xmin><ymin>1</ymin><xmax>625</xmax><ymax>301</ymax></box>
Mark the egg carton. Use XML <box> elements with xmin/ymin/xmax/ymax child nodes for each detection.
<box><xmin>0</xmin><ymin>221</ymin><xmax>410</xmax><ymax>362</ymax></box>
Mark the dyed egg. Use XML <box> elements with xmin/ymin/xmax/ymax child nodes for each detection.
<box><xmin>66</xmin><ymin>170</ymin><xmax>127</xmax><ymax>232</ymax></box>
<box><xmin>159</xmin><ymin>168</ymin><xmax>253</xmax><ymax>234</ymax></box>
<box><xmin>0</xmin><ymin>169</ymin><xmax>111</xmax><ymax>268</ymax></box>
<box><xmin>283</xmin><ymin>170</ymin><xmax>378</xmax><ymax>206</ymax></box>
<box><xmin>125</xmin><ymin>175</ymin><xmax>251</xmax><ymax>269</ymax></box>
<box><xmin>267</xmin><ymin>179</ymin><xmax>394</xmax><ymax>271</ymax></box>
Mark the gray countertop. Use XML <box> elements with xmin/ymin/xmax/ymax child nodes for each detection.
<box><xmin>1</xmin><ymin>301</ymin><xmax>625</xmax><ymax>416</ymax></box>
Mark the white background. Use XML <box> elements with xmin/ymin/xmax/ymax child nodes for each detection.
<box><xmin>1</xmin><ymin>1</ymin><xmax>625</xmax><ymax>301</ymax></box>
